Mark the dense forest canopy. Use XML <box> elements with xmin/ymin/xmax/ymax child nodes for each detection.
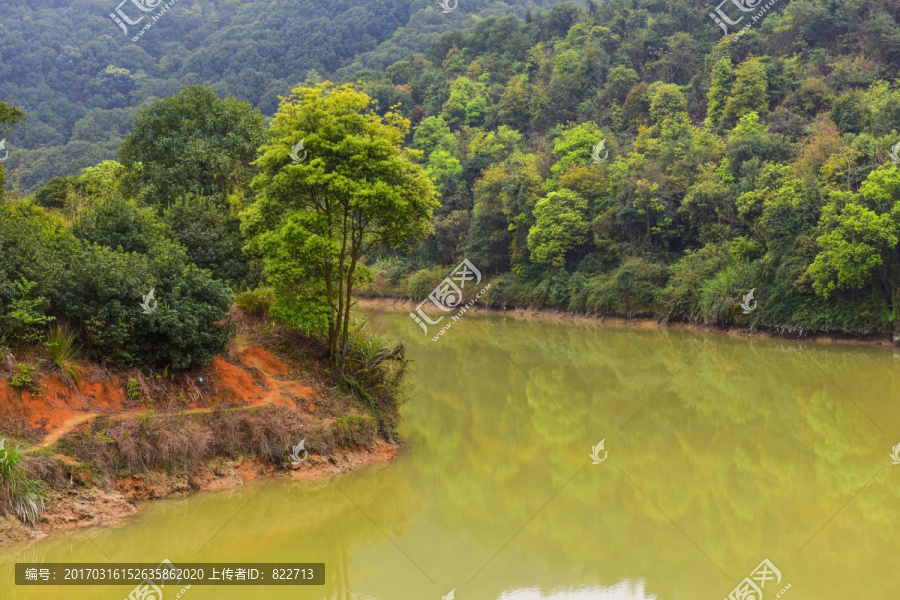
<box><xmin>0</xmin><ymin>0</ymin><xmax>564</xmax><ymax>192</ymax></box>
<box><xmin>5</xmin><ymin>0</ymin><xmax>900</xmax><ymax>369</ymax></box>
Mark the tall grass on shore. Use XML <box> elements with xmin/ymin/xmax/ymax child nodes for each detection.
<box><xmin>0</xmin><ymin>438</ymin><xmax>48</xmax><ymax>524</ymax></box>
<box><xmin>57</xmin><ymin>406</ymin><xmax>377</xmax><ymax>476</ymax></box>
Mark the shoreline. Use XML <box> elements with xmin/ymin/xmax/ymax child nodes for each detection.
<box><xmin>358</xmin><ymin>296</ymin><xmax>897</xmax><ymax>348</ymax></box>
<box><xmin>0</xmin><ymin>320</ymin><xmax>405</xmax><ymax>545</ymax></box>
<box><xmin>0</xmin><ymin>443</ymin><xmax>398</xmax><ymax>545</ymax></box>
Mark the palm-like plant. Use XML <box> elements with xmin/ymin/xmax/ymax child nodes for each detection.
<box><xmin>0</xmin><ymin>438</ymin><xmax>48</xmax><ymax>524</ymax></box>
<box><xmin>340</xmin><ymin>321</ymin><xmax>405</xmax><ymax>408</ymax></box>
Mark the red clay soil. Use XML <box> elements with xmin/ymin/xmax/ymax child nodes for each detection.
<box><xmin>0</xmin><ymin>337</ymin><xmax>400</xmax><ymax>543</ymax></box>
<box><xmin>0</xmin><ymin>342</ymin><xmax>318</xmax><ymax>449</ymax></box>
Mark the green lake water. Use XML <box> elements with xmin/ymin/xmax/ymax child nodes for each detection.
<box><xmin>2</xmin><ymin>307</ymin><xmax>899</xmax><ymax>599</ymax></box>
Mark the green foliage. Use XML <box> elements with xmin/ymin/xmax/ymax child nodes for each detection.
<box><xmin>0</xmin><ymin>439</ymin><xmax>47</xmax><ymax>524</ymax></box>
<box><xmin>577</xmin><ymin>258</ymin><xmax>668</xmax><ymax>317</ymax></box>
<box><xmin>527</xmin><ymin>189</ymin><xmax>590</xmax><ymax>266</ymax></box>
<box><xmin>339</xmin><ymin>321</ymin><xmax>407</xmax><ymax>428</ymax></box>
<box><xmin>72</xmin><ymin>195</ymin><xmax>171</xmax><ymax>255</ymax></box>
<box><xmin>119</xmin><ymin>86</ymin><xmax>266</xmax><ymax>206</ymax></box>
<box><xmin>664</xmin><ymin>243</ymin><xmax>734</xmax><ymax>319</ymax></box>
<box><xmin>551</xmin><ymin>122</ymin><xmax>605</xmax><ymax>176</ymax></box>
<box><xmin>723</xmin><ymin>58</ymin><xmax>769</xmax><ymax>124</ymax></box>
<box><xmin>10</xmin><ymin>362</ymin><xmax>39</xmax><ymax>389</ymax></box>
<box><xmin>696</xmin><ymin>263</ymin><xmax>756</xmax><ymax>325</ymax></box>
<box><xmin>649</xmin><ymin>84</ymin><xmax>688</xmax><ymax>124</ymax></box>
<box><xmin>126</xmin><ymin>378</ymin><xmax>141</xmax><ymax>401</ymax></box>
<box><xmin>243</xmin><ymin>83</ymin><xmax>437</xmax><ymax>364</ymax></box>
<box><xmin>706</xmin><ymin>58</ymin><xmax>734</xmax><ymax>127</ymax></box>
<box><xmin>163</xmin><ymin>195</ymin><xmax>257</xmax><ymax>288</ymax></box>
<box><xmin>235</xmin><ymin>288</ymin><xmax>275</xmax><ymax>317</ymax></box>
<box><xmin>0</xmin><ymin>196</ymin><xmax>232</xmax><ymax>368</ymax></box>
<box><xmin>11</xmin><ymin>0</ymin><xmax>900</xmax><ymax>337</ymax></box>
<box><xmin>407</xmin><ymin>267</ymin><xmax>449</xmax><ymax>299</ymax></box>
<box><xmin>0</xmin><ymin>279</ymin><xmax>55</xmax><ymax>346</ymax></box>
<box><xmin>807</xmin><ymin>201</ymin><xmax>898</xmax><ymax>298</ymax></box>
<box><xmin>413</xmin><ymin>116</ymin><xmax>455</xmax><ymax>156</ymax></box>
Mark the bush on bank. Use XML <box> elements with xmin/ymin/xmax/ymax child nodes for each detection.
<box><xmin>0</xmin><ymin>199</ymin><xmax>232</xmax><ymax>368</ymax></box>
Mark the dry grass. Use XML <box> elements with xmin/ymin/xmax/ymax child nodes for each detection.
<box><xmin>56</xmin><ymin>407</ymin><xmax>377</xmax><ymax>477</ymax></box>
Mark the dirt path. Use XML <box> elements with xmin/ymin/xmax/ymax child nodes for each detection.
<box><xmin>31</xmin><ymin>412</ymin><xmax>100</xmax><ymax>450</ymax></box>
<box><xmin>16</xmin><ymin>340</ymin><xmax>319</xmax><ymax>453</ymax></box>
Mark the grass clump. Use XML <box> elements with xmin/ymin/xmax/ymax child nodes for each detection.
<box><xmin>0</xmin><ymin>438</ymin><xmax>48</xmax><ymax>524</ymax></box>
<box><xmin>45</xmin><ymin>324</ymin><xmax>81</xmax><ymax>383</ymax></box>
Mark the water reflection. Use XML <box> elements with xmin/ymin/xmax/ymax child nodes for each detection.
<box><xmin>0</xmin><ymin>309</ymin><xmax>897</xmax><ymax>599</ymax></box>
<box><xmin>498</xmin><ymin>581</ymin><xmax>656</xmax><ymax>600</ymax></box>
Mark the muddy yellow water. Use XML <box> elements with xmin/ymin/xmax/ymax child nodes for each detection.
<box><xmin>2</xmin><ymin>308</ymin><xmax>899</xmax><ymax>599</ymax></box>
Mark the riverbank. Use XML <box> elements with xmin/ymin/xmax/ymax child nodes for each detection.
<box><xmin>0</xmin><ymin>312</ymin><xmax>401</xmax><ymax>544</ymax></box>
<box><xmin>358</xmin><ymin>296</ymin><xmax>897</xmax><ymax>347</ymax></box>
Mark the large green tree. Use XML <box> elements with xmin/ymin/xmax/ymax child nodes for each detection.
<box><xmin>527</xmin><ymin>189</ymin><xmax>590</xmax><ymax>267</ymax></box>
<box><xmin>119</xmin><ymin>86</ymin><xmax>266</xmax><ymax>206</ymax></box>
<box><xmin>242</xmin><ymin>83</ymin><xmax>437</xmax><ymax>364</ymax></box>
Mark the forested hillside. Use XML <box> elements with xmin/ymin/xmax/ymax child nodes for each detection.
<box><xmin>353</xmin><ymin>0</ymin><xmax>900</xmax><ymax>335</ymax></box>
<box><xmin>0</xmin><ymin>0</ymin><xmax>563</xmax><ymax>192</ymax></box>
<box><xmin>5</xmin><ymin>0</ymin><xmax>900</xmax><ymax>344</ymax></box>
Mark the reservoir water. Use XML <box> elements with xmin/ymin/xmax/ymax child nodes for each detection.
<box><xmin>2</xmin><ymin>307</ymin><xmax>898</xmax><ymax>599</ymax></box>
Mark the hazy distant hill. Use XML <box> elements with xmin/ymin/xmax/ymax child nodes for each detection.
<box><xmin>0</xmin><ymin>0</ymin><xmax>565</xmax><ymax>192</ymax></box>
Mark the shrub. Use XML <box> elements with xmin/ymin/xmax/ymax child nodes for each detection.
<box><xmin>530</xmin><ymin>268</ymin><xmax>572</xmax><ymax>307</ymax></box>
<box><xmin>0</xmin><ymin>279</ymin><xmax>55</xmax><ymax>346</ymax></box>
<box><xmin>10</xmin><ymin>362</ymin><xmax>38</xmax><ymax>389</ymax></box>
<box><xmin>663</xmin><ymin>243</ymin><xmax>733</xmax><ymax>320</ymax></box>
<box><xmin>697</xmin><ymin>263</ymin><xmax>755</xmax><ymax>324</ymax></box>
<box><xmin>582</xmin><ymin>257</ymin><xmax>668</xmax><ymax>317</ymax></box>
<box><xmin>56</xmin><ymin>243</ymin><xmax>233</xmax><ymax>369</ymax></box>
<box><xmin>406</xmin><ymin>266</ymin><xmax>449</xmax><ymax>299</ymax></box>
<box><xmin>0</xmin><ymin>438</ymin><xmax>48</xmax><ymax>524</ymax></box>
<box><xmin>235</xmin><ymin>288</ymin><xmax>275</xmax><ymax>316</ymax></box>
<box><xmin>71</xmin><ymin>195</ymin><xmax>170</xmax><ymax>255</ymax></box>
<box><xmin>340</xmin><ymin>322</ymin><xmax>407</xmax><ymax>434</ymax></box>
<box><xmin>164</xmin><ymin>195</ymin><xmax>258</xmax><ymax>288</ymax></box>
